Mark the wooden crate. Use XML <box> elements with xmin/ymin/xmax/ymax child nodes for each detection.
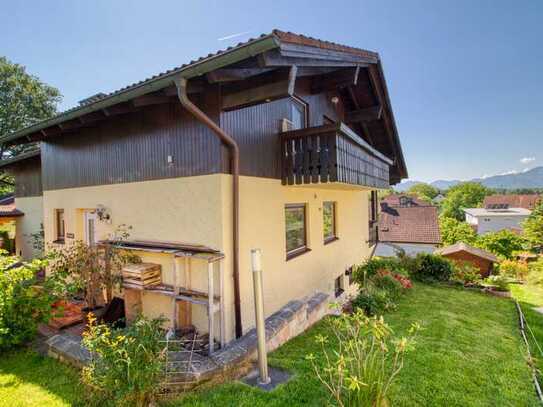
<box><xmin>122</xmin><ymin>263</ymin><xmax>161</xmax><ymax>288</ymax></box>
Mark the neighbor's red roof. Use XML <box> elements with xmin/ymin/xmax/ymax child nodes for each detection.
<box><xmin>381</xmin><ymin>194</ymin><xmax>429</xmax><ymax>207</ymax></box>
<box><xmin>378</xmin><ymin>204</ymin><xmax>441</xmax><ymax>244</ymax></box>
<box><xmin>483</xmin><ymin>194</ymin><xmax>540</xmax><ymax>210</ymax></box>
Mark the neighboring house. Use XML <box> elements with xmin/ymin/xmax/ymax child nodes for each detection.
<box><xmin>432</xmin><ymin>193</ymin><xmax>445</xmax><ymax>204</ymax></box>
<box><xmin>464</xmin><ymin>207</ymin><xmax>531</xmax><ymax>235</ymax></box>
<box><xmin>483</xmin><ymin>194</ymin><xmax>540</xmax><ymax>211</ymax></box>
<box><xmin>0</xmin><ymin>152</ymin><xmax>42</xmax><ymax>259</ymax></box>
<box><xmin>435</xmin><ymin>242</ymin><xmax>498</xmax><ymax>277</ymax></box>
<box><xmin>0</xmin><ymin>30</ymin><xmax>407</xmax><ymax>347</ymax></box>
<box><xmin>374</xmin><ymin>195</ymin><xmax>441</xmax><ymax>257</ymax></box>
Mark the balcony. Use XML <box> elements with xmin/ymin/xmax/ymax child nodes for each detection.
<box><xmin>280</xmin><ymin>123</ymin><xmax>392</xmax><ymax>189</ymax></box>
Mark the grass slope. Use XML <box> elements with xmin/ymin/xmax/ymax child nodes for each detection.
<box><xmin>0</xmin><ymin>284</ymin><xmax>538</xmax><ymax>406</ymax></box>
<box><xmin>0</xmin><ymin>349</ymin><xmax>82</xmax><ymax>407</ymax></box>
<box><xmin>510</xmin><ymin>282</ymin><xmax>543</xmax><ymax>388</ymax></box>
<box><xmin>173</xmin><ymin>284</ymin><xmax>538</xmax><ymax>406</ymax></box>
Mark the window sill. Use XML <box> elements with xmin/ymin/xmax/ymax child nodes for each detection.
<box><xmin>52</xmin><ymin>239</ymin><xmax>65</xmax><ymax>245</ymax></box>
<box><xmin>286</xmin><ymin>247</ymin><xmax>311</xmax><ymax>261</ymax></box>
<box><xmin>324</xmin><ymin>236</ymin><xmax>339</xmax><ymax>245</ymax></box>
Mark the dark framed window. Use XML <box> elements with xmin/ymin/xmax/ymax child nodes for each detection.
<box><xmin>285</xmin><ymin>203</ymin><xmax>308</xmax><ymax>259</ymax></box>
<box><xmin>291</xmin><ymin>97</ymin><xmax>308</xmax><ymax>130</ymax></box>
<box><xmin>368</xmin><ymin>191</ymin><xmax>378</xmax><ymax>245</ymax></box>
<box><xmin>345</xmin><ymin>266</ymin><xmax>354</xmax><ymax>285</ymax></box>
<box><xmin>323</xmin><ymin>201</ymin><xmax>337</xmax><ymax>243</ymax></box>
<box><xmin>334</xmin><ymin>275</ymin><xmax>344</xmax><ymax>298</ymax></box>
<box><xmin>55</xmin><ymin>209</ymin><xmax>65</xmax><ymax>243</ymax></box>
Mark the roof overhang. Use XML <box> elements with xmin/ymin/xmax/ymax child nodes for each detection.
<box><xmin>0</xmin><ymin>30</ymin><xmax>408</xmax><ymax>181</ymax></box>
<box><xmin>0</xmin><ymin>149</ymin><xmax>40</xmax><ymax>169</ymax></box>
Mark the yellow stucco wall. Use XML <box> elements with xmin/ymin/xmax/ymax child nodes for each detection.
<box><xmin>230</xmin><ymin>176</ymin><xmax>371</xmax><ymax>340</ymax></box>
<box><xmin>42</xmin><ymin>174</ymin><xmax>372</xmax><ymax>343</ymax></box>
<box><xmin>15</xmin><ymin>196</ymin><xmax>44</xmax><ymax>260</ymax></box>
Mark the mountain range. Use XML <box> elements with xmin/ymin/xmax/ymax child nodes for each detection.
<box><xmin>395</xmin><ymin>166</ymin><xmax>543</xmax><ymax>191</ymax></box>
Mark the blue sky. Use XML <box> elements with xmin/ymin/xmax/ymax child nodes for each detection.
<box><xmin>2</xmin><ymin>0</ymin><xmax>542</xmax><ymax>182</ymax></box>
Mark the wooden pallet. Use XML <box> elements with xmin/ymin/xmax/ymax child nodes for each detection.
<box><xmin>122</xmin><ymin>263</ymin><xmax>161</xmax><ymax>288</ymax></box>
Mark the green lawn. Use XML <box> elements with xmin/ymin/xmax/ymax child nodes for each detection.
<box><xmin>0</xmin><ymin>284</ymin><xmax>539</xmax><ymax>406</ymax></box>
<box><xmin>0</xmin><ymin>349</ymin><xmax>82</xmax><ymax>407</ymax></box>
<box><xmin>172</xmin><ymin>284</ymin><xmax>539</xmax><ymax>406</ymax></box>
<box><xmin>510</xmin><ymin>282</ymin><xmax>543</xmax><ymax>387</ymax></box>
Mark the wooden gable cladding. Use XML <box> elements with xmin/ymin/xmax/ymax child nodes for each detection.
<box><xmin>9</xmin><ymin>156</ymin><xmax>43</xmax><ymax>198</ymax></box>
<box><xmin>41</xmin><ymin>91</ymin><xmax>226</xmax><ymax>191</ymax></box>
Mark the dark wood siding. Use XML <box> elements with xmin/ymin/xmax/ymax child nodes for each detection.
<box><xmin>221</xmin><ymin>81</ymin><xmax>344</xmax><ymax>179</ymax></box>
<box><xmin>11</xmin><ymin>156</ymin><xmax>43</xmax><ymax>197</ymax></box>
<box><xmin>40</xmin><ymin>83</ymin><xmax>345</xmax><ymax>190</ymax></box>
<box><xmin>42</xmin><ymin>91</ymin><xmax>226</xmax><ymax>191</ymax></box>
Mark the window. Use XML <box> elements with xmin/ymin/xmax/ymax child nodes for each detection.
<box><xmin>323</xmin><ymin>201</ymin><xmax>337</xmax><ymax>243</ymax></box>
<box><xmin>368</xmin><ymin>191</ymin><xmax>378</xmax><ymax>245</ymax></box>
<box><xmin>285</xmin><ymin>204</ymin><xmax>308</xmax><ymax>259</ymax></box>
<box><xmin>334</xmin><ymin>275</ymin><xmax>344</xmax><ymax>298</ymax></box>
<box><xmin>55</xmin><ymin>209</ymin><xmax>65</xmax><ymax>243</ymax></box>
<box><xmin>291</xmin><ymin>97</ymin><xmax>307</xmax><ymax>130</ymax></box>
<box><xmin>345</xmin><ymin>266</ymin><xmax>354</xmax><ymax>285</ymax></box>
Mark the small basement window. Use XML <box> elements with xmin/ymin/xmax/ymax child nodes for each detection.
<box><xmin>55</xmin><ymin>209</ymin><xmax>65</xmax><ymax>243</ymax></box>
<box><xmin>334</xmin><ymin>275</ymin><xmax>344</xmax><ymax>298</ymax></box>
<box><xmin>285</xmin><ymin>204</ymin><xmax>309</xmax><ymax>259</ymax></box>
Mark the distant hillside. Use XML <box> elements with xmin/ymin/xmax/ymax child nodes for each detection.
<box><xmin>395</xmin><ymin>166</ymin><xmax>543</xmax><ymax>191</ymax></box>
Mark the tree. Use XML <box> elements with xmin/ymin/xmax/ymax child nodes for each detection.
<box><xmin>440</xmin><ymin>182</ymin><xmax>492</xmax><ymax>221</ymax></box>
<box><xmin>439</xmin><ymin>216</ymin><xmax>478</xmax><ymax>246</ymax></box>
<box><xmin>406</xmin><ymin>183</ymin><xmax>439</xmax><ymax>203</ymax></box>
<box><xmin>475</xmin><ymin>229</ymin><xmax>526</xmax><ymax>260</ymax></box>
<box><xmin>522</xmin><ymin>200</ymin><xmax>543</xmax><ymax>251</ymax></box>
<box><xmin>0</xmin><ymin>56</ymin><xmax>61</xmax><ymax>190</ymax></box>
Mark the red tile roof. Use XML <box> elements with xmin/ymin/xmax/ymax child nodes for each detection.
<box><xmin>381</xmin><ymin>194</ymin><xmax>429</xmax><ymax>207</ymax></box>
<box><xmin>435</xmin><ymin>242</ymin><xmax>498</xmax><ymax>263</ymax></box>
<box><xmin>483</xmin><ymin>194</ymin><xmax>541</xmax><ymax>210</ymax></box>
<box><xmin>378</xmin><ymin>204</ymin><xmax>441</xmax><ymax>244</ymax></box>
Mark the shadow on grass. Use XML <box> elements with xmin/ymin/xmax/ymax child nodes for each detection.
<box><xmin>0</xmin><ymin>347</ymin><xmax>84</xmax><ymax>406</ymax></box>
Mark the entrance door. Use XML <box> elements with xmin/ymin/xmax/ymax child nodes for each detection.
<box><xmin>84</xmin><ymin>212</ymin><xmax>98</xmax><ymax>246</ymax></box>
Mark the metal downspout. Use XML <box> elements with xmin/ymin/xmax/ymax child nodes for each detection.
<box><xmin>175</xmin><ymin>77</ymin><xmax>243</xmax><ymax>339</ymax></box>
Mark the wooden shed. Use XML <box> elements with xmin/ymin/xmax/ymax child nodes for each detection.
<box><xmin>435</xmin><ymin>242</ymin><xmax>498</xmax><ymax>278</ymax></box>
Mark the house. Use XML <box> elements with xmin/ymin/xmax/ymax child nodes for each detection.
<box><xmin>435</xmin><ymin>242</ymin><xmax>498</xmax><ymax>277</ymax></box>
<box><xmin>483</xmin><ymin>194</ymin><xmax>540</xmax><ymax>211</ymax></box>
<box><xmin>432</xmin><ymin>193</ymin><xmax>445</xmax><ymax>204</ymax></box>
<box><xmin>0</xmin><ymin>30</ymin><xmax>407</xmax><ymax>347</ymax></box>
<box><xmin>464</xmin><ymin>207</ymin><xmax>531</xmax><ymax>235</ymax></box>
<box><xmin>374</xmin><ymin>195</ymin><xmax>441</xmax><ymax>257</ymax></box>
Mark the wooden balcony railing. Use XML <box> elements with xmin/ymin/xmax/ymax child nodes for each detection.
<box><xmin>281</xmin><ymin>123</ymin><xmax>392</xmax><ymax>188</ymax></box>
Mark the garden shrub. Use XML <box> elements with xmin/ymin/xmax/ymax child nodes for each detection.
<box><xmin>351</xmin><ymin>288</ymin><xmax>395</xmax><ymax>316</ymax></box>
<box><xmin>498</xmin><ymin>260</ymin><xmax>529</xmax><ymax>281</ymax></box>
<box><xmin>353</xmin><ymin>257</ymin><xmax>408</xmax><ymax>287</ymax></box>
<box><xmin>485</xmin><ymin>275</ymin><xmax>509</xmax><ymax>292</ymax></box>
<box><xmin>0</xmin><ymin>253</ymin><xmax>51</xmax><ymax>349</ymax></box>
<box><xmin>527</xmin><ymin>259</ymin><xmax>543</xmax><ymax>286</ymax></box>
<box><xmin>306</xmin><ymin>307</ymin><xmax>419</xmax><ymax>407</ymax></box>
<box><xmin>451</xmin><ymin>261</ymin><xmax>481</xmax><ymax>285</ymax></box>
<box><xmin>372</xmin><ymin>272</ymin><xmax>404</xmax><ymax>301</ymax></box>
<box><xmin>407</xmin><ymin>253</ymin><xmax>454</xmax><ymax>283</ymax></box>
<box><xmin>82</xmin><ymin>315</ymin><xmax>167</xmax><ymax>407</ymax></box>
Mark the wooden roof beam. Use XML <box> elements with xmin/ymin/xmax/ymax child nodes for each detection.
<box><xmin>206</xmin><ymin>68</ymin><xmax>276</xmax><ymax>84</ymax></box>
<box><xmin>132</xmin><ymin>93</ymin><xmax>172</xmax><ymax>107</ymax></box>
<box><xmin>311</xmin><ymin>66</ymin><xmax>361</xmax><ymax>94</ymax></box>
<box><xmin>258</xmin><ymin>50</ymin><xmax>365</xmax><ymax>68</ymax></box>
<box><xmin>345</xmin><ymin>105</ymin><xmax>382</xmax><ymax>124</ymax></box>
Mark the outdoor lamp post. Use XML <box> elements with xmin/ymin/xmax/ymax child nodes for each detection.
<box><xmin>251</xmin><ymin>248</ymin><xmax>270</xmax><ymax>385</ymax></box>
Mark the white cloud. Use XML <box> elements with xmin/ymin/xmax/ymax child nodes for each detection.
<box><xmin>218</xmin><ymin>31</ymin><xmax>252</xmax><ymax>41</ymax></box>
<box><xmin>520</xmin><ymin>157</ymin><xmax>535</xmax><ymax>165</ymax></box>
